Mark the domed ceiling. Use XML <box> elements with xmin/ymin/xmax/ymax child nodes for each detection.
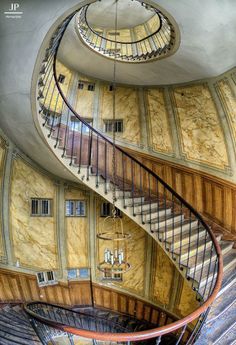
<box><xmin>57</xmin><ymin>0</ymin><xmax>236</xmax><ymax>85</ymax></box>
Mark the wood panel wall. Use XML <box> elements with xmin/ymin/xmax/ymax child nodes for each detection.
<box><xmin>125</xmin><ymin>148</ymin><xmax>236</xmax><ymax>241</ymax></box>
<box><xmin>0</xmin><ymin>268</ymin><xmax>177</xmax><ymax>324</ymax></box>
<box><xmin>0</xmin><ymin>269</ymin><xmax>191</xmax><ymax>341</ymax></box>
<box><xmin>92</xmin><ymin>283</ymin><xmax>176</xmax><ymax>326</ymax></box>
<box><xmin>0</xmin><ymin>269</ymin><xmax>92</xmax><ymax>306</ymax></box>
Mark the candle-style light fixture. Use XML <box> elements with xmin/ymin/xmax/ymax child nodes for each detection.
<box><xmin>97</xmin><ymin>209</ymin><xmax>131</xmax><ymax>274</ymax></box>
<box><xmin>97</xmin><ymin>0</ymin><xmax>131</xmax><ymax>276</ymax></box>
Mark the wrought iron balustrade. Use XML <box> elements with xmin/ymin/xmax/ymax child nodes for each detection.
<box><xmin>76</xmin><ymin>2</ymin><xmax>176</xmax><ymax>62</ymax></box>
<box><xmin>31</xmin><ymin>6</ymin><xmax>223</xmax><ymax>344</ymax></box>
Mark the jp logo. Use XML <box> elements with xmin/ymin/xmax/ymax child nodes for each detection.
<box><xmin>9</xmin><ymin>3</ymin><xmax>20</xmax><ymax>11</ymax></box>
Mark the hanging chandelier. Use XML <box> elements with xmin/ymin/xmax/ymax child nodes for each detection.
<box><xmin>97</xmin><ymin>0</ymin><xmax>131</xmax><ymax>276</ymax></box>
<box><xmin>97</xmin><ymin>209</ymin><xmax>131</xmax><ymax>274</ymax></box>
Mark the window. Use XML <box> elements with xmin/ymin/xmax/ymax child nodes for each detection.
<box><xmin>108</xmin><ymin>48</ymin><xmax>121</xmax><ymax>53</ymax></box>
<box><xmin>78</xmin><ymin>82</ymin><xmax>84</xmax><ymax>89</ymax></box>
<box><xmin>104</xmin><ymin>120</ymin><xmax>123</xmax><ymax>133</ymax></box>
<box><xmin>67</xmin><ymin>268</ymin><xmax>89</xmax><ymax>280</ymax></box>
<box><xmin>31</xmin><ymin>198</ymin><xmax>52</xmax><ymax>216</ymax></box>
<box><xmin>100</xmin><ymin>202</ymin><xmax>122</xmax><ymax>217</ymax></box>
<box><xmin>58</xmin><ymin>74</ymin><xmax>65</xmax><ymax>84</ymax></box>
<box><xmin>65</xmin><ymin>200</ymin><xmax>86</xmax><ymax>217</ymax></box>
<box><xmin>87</xmin><ymin>83</ymin><xmax>95</xmax><ymax>91</ymax></box>
<box><xmin>95</xmin><ymin>30</ymin><xmax>103</xmax><ymax>35</ymax></box>
<box><xmin>108</xmin><ymin>31</ymin><xmax>120</xmax><ymax>36</ymax></box>
<box><xmin>109</xmin><ymin>85</ymin><xmax>114</xmax><ymax>92</ymax></box>
<box><xmin>36</xmin><ymin>271</ymin><xmax>56</xmax><ymax>287</ymax></box>
<box><xmin>70</xmin><ymin>117</ymin><xmax>92</xmax><ymax>133</ymax></box>
<box><xmin>103</xmin><ymin>269</ymin><xmax>123</xmax><ymax>281</ymax></box>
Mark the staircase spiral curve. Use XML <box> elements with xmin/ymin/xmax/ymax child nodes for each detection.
<box><xmin>29</xmin><ymin>5</ymin><xmax>223</xmax><ymax>344</ymax></box>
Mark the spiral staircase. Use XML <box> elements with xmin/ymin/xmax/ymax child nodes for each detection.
<box><xmin>0</xmin><ymin>3</ymin><xmax>234</xmax><ymax>345</ymax></box>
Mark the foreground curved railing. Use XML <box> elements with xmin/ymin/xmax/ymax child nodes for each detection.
<box><xmin>76</xmin><ymin>2</ymin><xmax>176</xmax><ymax>62</ymax></box>
<box><xmin>25</xmin><ymin>301</ymin><xmax>181</xmax><ymax>345</ymax></box>
<box><xmin>34</xmin><ymin>7</ymin><xmax>223</xmax><ymax>344</ymax></box>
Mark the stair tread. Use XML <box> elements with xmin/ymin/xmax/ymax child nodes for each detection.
<box><xmin>165</xmin><ymin>223</ymin><xmax>205</xmax><ymax>245</ymax></box>
<box><xmin>207</xmin><ymin>280</ymin><xmax>236</xmax><ymax>323</ymax></box>
<box><xmin>196</xmin><ymin>299</ymin><xmax>236</xmax><ymax>344</ymax></box>
<box><xmin>158</xmin><ymin>220</ymin><xmax>200</xmax><ymax>240</ymax></box>
<box><xmin>172</xmin><ymin>231</ymin><xmax>217</xmax><ymax>257</ymax></box>
<box><xmin>0</xmin><ymin>329</ymin><xmax>38</xmax><ymax>345</ymax></box>
<box><xmin>149</xmin><ymin>212</ymin><xmax>183</xmax><ymax>225</ymax></box>
<box><xmin>182</xmin><ymin>241</ymin><xmax>233</xmax><ymax>271</ymax></box>
<box><xmin>135</xmin><ymin>205</ymin><xmax>171</xmax><ymax>216</ymax></box>
<box><xmin>195</xmin><ymin>250</ymin><xmax>236</xmax><ymax>289</ymax></box>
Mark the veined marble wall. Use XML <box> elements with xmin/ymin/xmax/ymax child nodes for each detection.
<box><xmin>95</xmin><ymin>197</ymin><xmax>146</xmax><ymax>296</ymax></box>
<box><xmin>171</xmin><ymin>84</ymin><xmax>229</xmax><ymax>170</ymax></box>
<box><xmin>99</xmin><ymin>85</ymin><xmax>141</xmax><ymax>145</ymax></box>
<box><xmin>44</xmin><ymin>62</ymin><xmax>236</xmax><ymax>182</ymax></box>
<box><xmin>65</xmin><ymin>187</ymin><xmax>89</xmax><ymax>269</ymax></box>
<box><xmin>43</xmin><ymin>60</ymin><xmax>73</xmax><ymax>114</ymax></box>
<box><xmin>75</xmin><ymin>75</ymin><xmax>95</xmax><ymax>119</ymax></box>
<box><xmin>10</xmin><ymin>158</ymin><xmax>58</xmax><ymax>270</ymax></box>
<box><xmin>146</xmin><ymin>88</ymin><xmax>173</xmax><ymax>154</ymax></box>
<box><xmin>0</xmin><ymin>137</ymin><xmax>6</xmax><ymax>257</ymax></box>
<box><xmin>150</xmin><ymin>242</ymin><xmax>175</xmax><ymax>306</ymax></box>
<box><xmin>177</xmin><ymin>279</ymin><xmax>199</xmax><ymax>317</ymax></box>
<box><xmin>215</xmin><ymin>79</ymin><xmax>236</xmax><ymax>145</ymax></box>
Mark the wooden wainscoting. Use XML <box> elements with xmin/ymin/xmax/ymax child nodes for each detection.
<box><xmin>0</xmin><ymin>268</ymin><xmax>92</xmax><ymax>306</ymax></box>
<box><xmin>124</xmin><ymin>148</ymin><xmax>236</xmax><ymax>242</ymax></box>
<box><xmin>92</xmin><ymin>283</ymin><xmax>177</xmax><ymax>325</ymax></box>
<box><xmin>0</xmin><ymin>269</ymin><xmax>191</xmax><ymax>341</ymax></box>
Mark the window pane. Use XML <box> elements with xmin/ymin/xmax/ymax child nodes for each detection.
<box><xmin>79</xmin><ymin>268</ymin><xmax>89</xmax><ymax>278</ymax></box>
<box><xmin>101</xmin><ymin>203</ymin><xmax>110</xmax><ymax>216</ymax></box>
<box><xmin>76</xmin><ymin>201</ymin><xmax>85</xmax><ymax>216</ymax></box>
<box><xmin>31</xmin><ymin>199</ymin><xmax>39</xmax><ymax>215</ymax></box>
<box><xmin>66</xmin><ymin>200</ymin><xmax>74</xmax><ymax>216</ymax></box>
<box><xmin>37</xmin><ymin>272</ymin><xmax>45</xmax><ymax>283</ymax></box>
<box><xmin>42</xmin><ymin>200</ymin><xmax>50</xmax><ymax>215</ymax></box>
<box><xmin>58</xmin><ymin>74</ymin><xmax>65</xmax><ymax>84</ymax></box>
<box><xmin>68</xmin><ymin>269</ymin><xmax>77</xmax><ymax>280</ymax></box>
<box><xmin>47</xmin><ymin>271</ymin><xmax>54</xmax><ymax>281</ymax></box>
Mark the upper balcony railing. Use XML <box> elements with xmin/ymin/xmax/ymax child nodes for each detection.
<box><xmin>76</xmin><ymin>2</ymin><xmax>177</xmax><ymax>63</ymax></box>
<box><xmin>31</xmin><ymin>3</ymin><xmax>223</xmax><ymax>344</ymax></box>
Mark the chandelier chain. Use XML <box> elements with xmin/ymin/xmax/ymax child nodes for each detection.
<box><xmin>112</xmin><ymin>0</ymin><xmax>118</xmax><ymax>216</ymax></box>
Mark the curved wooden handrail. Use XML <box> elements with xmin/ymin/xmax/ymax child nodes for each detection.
<box><xmin>31</xmin><ymin>6</ymin><xmax>224</xmax><ymax>343</ymax></box>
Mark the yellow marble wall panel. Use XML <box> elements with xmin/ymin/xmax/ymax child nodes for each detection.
<box><xmin>134</xmin><ymin>24</ymin><xmax>151</xmax><ymax>52</ymax></box>
<box><xmin>99</xmin><ymin>85</ymin><xmax>141</xmax><ymax>144</ymax></box>
<box><xmin>146</xmin><ymin>88</ymin><xmax>173</xmax><ymax>154</ymax></box>
<box><xmin>65</xmin><ymin>188</ymin><xmax>89</xmax><ymax>268</ymax></box>
<box><xmin>90</xmin><ymin>28</ymin><xmax>102</xmax><ymax>47</ymax></box>
<box><xmin>172</xmin><ymin>84</ymin><xmax>229</xmax><ymax>169</ymax></box>
<box><xmin>96</xmin><ymin>198</ymin><xmax>146</xmax><ymax>295</ymax></box>
<box><xmin>148</xmin><ymin>14</ymin><xmax>160</xmax><ymax>33</ymax></box>
<box><xmin>75</xmin><ymin>89</ymin><xmax>94</xmax><ymax>119</ymax></box>
<box><xmin>177</xmin><ymin>280</ymin><xmax>199</xmax><ymax>317</ymax></box>
<box><xmin>216</xmin><ymin>79</ymin><xmax>236</xmax><ymax>143</ymax></box>
<box><xmin>10</xmin><ymin>158</ymin><xmax>58</xmax><ymax>270</ymax></box>
<box><xmin>42</xmin><ymin>60</ymin><xmax>73</xmax><ymax>114</ymax></box>
<box><xmin>151</xmin><ymin>243</ymin><xmax>175</xmax><ymax>306</ymax></box>
<box><xmin>134</xmin><ymin>24</ymin><xmax>147</xmax><ymax>41</ymax></box>
<box><xmin>0</xmin><ymin>139</ymin><xmax>6</xmax><ymax>257</ymax></box>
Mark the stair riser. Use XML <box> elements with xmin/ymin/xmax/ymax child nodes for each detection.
<box><xmin>198</xmin><ymin>257</ymin><xmax>236</xmax><ymax>289</ymax></box>
<box><xmin>124</xmin><ymin>197</ymin><xmax>145</xmax><ymax>206</ymax></box>
<box><xmin>179</xmin><ymin>240</ymin><xmax>212</xmax><ymax>262</ymax></box>
<box><xmin>151</xmin><ymin>215</ymin><xmax>184</xmax><ymax>231</ymax></box>
<box><xmin>164</xmin><ymin>221</ymin><xmax>199</xmax><ymax>241</ymax></box>
<box><xmin>169</xmin><ymin>230</ymin><xmax>206</xmax><ymax>251</ymax></box>
<box><xmin>143</xmin><ymin>208</ymin><xmax>172</xmax><ymax>222</ymax></box>
<box><xmin>133</xmin><ymin>202</ymin><xmax>158</xmax><ymax>213</ymax></box>
<box><xmin>187</xmin><ymin>245</ymin><xmax>233</xmax><ymax>275</ymax></box>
